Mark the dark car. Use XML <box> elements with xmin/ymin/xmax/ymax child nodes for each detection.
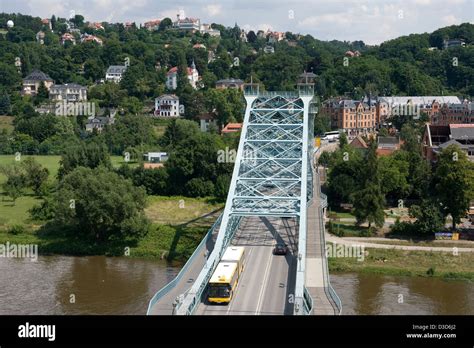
<box><xmin>273</xmin><ymin>243</ymin><xmax>288</xmax><ymax>255</ymax></box>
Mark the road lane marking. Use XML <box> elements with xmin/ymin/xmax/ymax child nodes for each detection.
<box><xmin>226</xmin><ymin>247</ymin><xmax>252</xmax><ymax>315</ymax></box>
<box><xmin>255</xmin><ymin>241</ymin><xmax>275</xmax><ymax>315</ymax></box>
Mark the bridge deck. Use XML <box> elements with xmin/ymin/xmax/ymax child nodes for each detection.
<box><xmin>148</xmin><ymin>227</ymin><xmax>219</xmax><ymax>315</ymax></box>
<box><xmin>305</xmin><ymin>174</ymin><xmax>337</xmax><ymax>315</ymax></box>
<box><xmin>195</xmin><ymin>216</ymin><xmax>297</xmax><ymax>315</ymax></box>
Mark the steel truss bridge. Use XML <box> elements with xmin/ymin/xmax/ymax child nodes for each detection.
<box><xmin>147</xmin><ymin>82</ymin><xmax>341</xmax><ymax>316</ymax></box>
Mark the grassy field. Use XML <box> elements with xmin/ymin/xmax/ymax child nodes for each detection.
<box><xmin>0</xmin><ymin>155</ymin><xmax>135</xmax><ymax>183</ymax></box>
<box><xmin>145</xmin><ymin>196</ymin><xmax>223</xmax><ymax>226</ymax></box>
<box><xmin>0</xmin><ymin>155</ymin><xmax>138</xmax><ymax>231</ymax></box>
<box><xmin>0</xmin><ymin>191</ymin><xmax>222</xmax><ymax>261</ymax></box>
<box><xmin>328</xmin><ymin>221</ymin><xmax>373</xmax><ymax>237</ymax></box>
<box><xmin>328</xmin><ymin>244</ymin><xmax>474</xmax><ymax>281</ymax></box>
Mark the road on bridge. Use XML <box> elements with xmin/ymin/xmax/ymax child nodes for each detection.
<box><xmin>196</xmin><ymin>216</ymin><xmax>297</xmax><ymax>315</ymax></box>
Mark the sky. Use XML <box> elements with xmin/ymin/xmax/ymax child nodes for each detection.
<box><xmin>0</xmin><ymin>0</ymin><xmax>473</xmax><ymax>44</ymax></box>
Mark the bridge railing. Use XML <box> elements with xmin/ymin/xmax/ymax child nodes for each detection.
<box><xmin>146</xmin><ymin>214</ymin><xmax>223</xmax><ymax>315</ymax></box>
<box><xmin>303</xmin><ymin>286</ymin><xmax>313</xmax><ymax>314</ymax></box>
<box><xmin>318</xmin><ymin>190</ymin><xmax>342</xmax><ymax>315</ymax></box>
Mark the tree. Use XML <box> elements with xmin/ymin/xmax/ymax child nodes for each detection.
<box><xmin>353</xmin><ymin>183</ymin><xmax>386</xmax><ymax>229</ymax></box>
<box><xmin>0</xmin><ymin>164</ymin><xmax>26</xmax><ymax>205</ymax></box>
<box><xmin>0</xmin><ymin>92</ymin><xmax>11</xmax><ymax>115</ymax></box>
<box><xmin>53</xmin><ymin>167</ymin><xmax>149</xmax><ymax>242</ymax></box>
<box><xmin>105</xmin><ymin>114</ymin><xmax>158</xmax><ymax>155</ymax></box>
<box><xmin>409</xmin><ymin>199</ymin><xmax>444</xmax><ymax>235</ymax></box>
<box><xmin>353</xmin><ymin>142</ymin><xmax>385</xmax><ymax>228</ymax></box>
<box><xmin>314</xmin><ymin>113</ymin><xmax>330</xmax><ymax>136</ymax></box>
<box><xmin>119</xmin><ymin>96</ymin><xmax>143</xmax><ymax>115</ymax></box>
<box><xmin>433</xmin><ymin>145</ymin><xmax>474</xmax><ymax>229</ymax></box>
<box><xmin>215</xmin><ymin>174</ymin><xmax>231</xmax><ymax>201</ymax></box>
<box><xmin>378</xmin><ymin>128</ymin><xmax>389</xmax><ymax>137</ymax></box>
<box><xmin>58</xmin><ymin>141</ymin><xmax>112</xmax><ymax>178</ymax></box>
<box><xmin>339</xmin><ymin>132</ymin><xmax>348</xmax><ymax>147</ymax></box>
<box><xmin>21</xmin><ymin>157</ymin><xmax>49</xmax><ymax>196</ymax></box>
<box><xmin>159</xmin><ymin>18</ymin><xmax>173</xmax><ymax>31</ymax></box>
<box><xmin>159</xmin><ymin>119</ymin><xmax>200</xmax><ymax>150</ymax></box>
<box><xmin>247</xmin><ymin>31</ymin><xmax>257</xmax><ymax>43</ymax></box>
<box><xmin>185</xmin><ymin>178</ymin><xmax>215</xmax><ymax>197</ymax></box>
<box><xmin>0</xmin><ymin>63</ymin><xmax>21</xmax><ymax>92</ymax></box>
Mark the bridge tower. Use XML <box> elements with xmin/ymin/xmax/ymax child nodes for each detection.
<box><xmin>177</xmin><ymin>79</ymin><xmax>318</xmax><ymax>315</ymax></box>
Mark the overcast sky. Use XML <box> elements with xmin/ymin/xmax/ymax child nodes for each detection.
<box><xmin>0</xmin><ymin>0</ymin><xmax>473</xmax><ymax>44</ymax></box>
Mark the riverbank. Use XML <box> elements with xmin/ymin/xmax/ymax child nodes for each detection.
<box><xmin>328</xmin><ymin>245</ymin><xmax>474</xmax><ymax>281</ymax></box>
<box><xmin>0</xmin><ymin>196</ymin><xmax>223</xmax><ymax>262</ymax></box>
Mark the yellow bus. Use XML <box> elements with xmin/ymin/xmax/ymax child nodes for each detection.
<box><xmin>208</xmin><ymin>246</ymin><xmax>245</xmax><ymax>304</ymax></box>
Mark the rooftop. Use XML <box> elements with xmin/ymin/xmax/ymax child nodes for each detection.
<box><xmin>107</xmin><ymin>65</ymin><xmax>127</xmax><ymax>74</ymax></box>
<box><xmin>23</xmin><ymin>70</ymin><xmax>53</xmax><ymax>82</ymax></box>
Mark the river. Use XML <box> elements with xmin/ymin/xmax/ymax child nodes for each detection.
<box><xmin>0</xmin><ymin>256</ymin><xmax>472</xmax><ymax>315</ymax></box>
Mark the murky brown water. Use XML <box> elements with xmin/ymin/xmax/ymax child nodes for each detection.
<box><xmin>0</xmin><ymin>256</ymin><xmax>178</xmax><ymax>315</ymax></box>
<box><xmin>1</xmin><ymin>256</ymin><xmax>472</xmax><ymax>315</ymax></box>
<box><xmin>331</xmin><ymin>273</ymin><xmax>474</xmax><ymax>315</ymax></box>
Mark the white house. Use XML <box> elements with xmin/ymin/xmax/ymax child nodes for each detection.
<box><xmin>199</xmin><ymin>113</ymin><xmax>218</xmax><ymax>132</ymax></box>
<box><xmin>106</xmin><ymin>65</ymin><xmax>127</xmax><ymax>83</ymax></box>
<box><xmin>166</xmin><ymin>61</ymin><xmax>199</xmax><ymax>90</ymax></box>
<box><xmin>144</xmin><ymin>152</ymin><xmax>168</xmax><ymax>163</ymax></box>
<box><xmin>174</xmin><ymin>16</ymin><xmax>200</xmax><ymax>31</ymax></box>
<box><xmin>155</xmin><ymin>94</ymin><xmax>181</xmax><ymax>117</ymax></box>
<box><xmin>49</xmin><ymin>83</ymin><xmax>87</xmax><ymax>102</ymax></box>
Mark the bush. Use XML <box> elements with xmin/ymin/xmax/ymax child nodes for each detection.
<box><xmin>8</xmin><ymin>224</ymin><xmax>26</xmax><ymax>235</ymax></box>
<box><xmin>185</xmin><ymin>178</ymin><xmax>215</xmax><ymax>197</ymax></box>
<box><xmin>426</xmin><ymin>267</ymin><xmax>436</xmax><ymax>276</ymax></box>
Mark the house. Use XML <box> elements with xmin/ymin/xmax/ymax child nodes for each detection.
<box><xmin>422</xmin><ymin>124</ymin><xmax>474</xmax><ymax>162</ymax></box>
<box><xmin>144</xmin><ymin>152</ymin><xmax>168</xmax><ymax>163</ymax></box>
<box><xmin>208</xmin><ymin>51</ymin><xmax>216</xmax><ymax>63</ymax></box>
<box><xmin>22</xmin><ymin>70</ymin><xmax>54</xmax><ymax>96</ymax></box>
<box><xmin>85</xmin><ymin>115</ymin><xmax>115</xmax><ymax>132</ymax></box>
<box><xmin>61</xmin><ymin>33</ymin><xmax>76</xmax><ymax>45</ymax></box>
<box><xmin>49</xmin><ymin>84</ymin><xmax>87</xmax><ymax>102</ymax></box>
<box><xmin>375</xmin><ymin>96</ymin><xmax>462</xmax><ymax>126</ymax></box>
<box><xmin>199</xmin><ymin>113</ymin><xmax>218</xmax><ymax>132</ymax></box>
<box><xmin>263</xmin><ymin>45</ymin><xmax>275</xmax><ymax>54</ymax></box>
<box><xmin>349</xmin><ymin>135</ymin><xmax>368</xmax><ymax>149</ymax></box>
<box><xmin>166</xmin><ymin>61</ymin><xmax>199</xmax><ymax>90</ymax></box>
<box><xmin>155</xmin><ymin>95</ymin><xmax>181</xmax><ymax>117</ymax></box>
<box><xmin>193</xmin><ymin>43</ymin><xmax>206</xmax><ymax>50</ymax></box>
<box><xmin>216</xmin><ymin>78</ymin><xmax>244</xmax><ymax>90</ymax></box>
<box><xmin>443</xmin><ymin>39</ymin><xmax>466</xmax><ymax>49</ymax></box>
<box><xmin>87</xmin><ymin>22</ymin><xmax>105</xmax><ymax>31</ymax></box>
<box><xmin>200</xmin><ymin>23</ymin><xmax>220</xmax><ymax>37</ymax></box>
<box><xmin>240</xmin><ymin>30</ymin><xmax>247</xmax><ymax>42</ymax></box>
<box><xmin>36</xmin><ymin>31</ymin><xmax>45</xmax><ymax>44</ymax></box>
<box><xmin>377</xmin><ymin>136</ymin><xmax>401</xmax><ymax>156</ymax></box>
<box><xmin>143</xmin><ymin>19</ymin><xmax>161</xmax><ymax>31</ymax></box>
<box><xmin>222</xmin><ymin>123</ymin><xmax>243</xmax><ymax>134</ymax></box>
<box><xmin>321</xmin><ymin>98</ymin><xmax>377</xmax><ymax>138</ymax></box>
<box><xmin>432</xmin><ymin>100</ymin><xmax>474</xmax><ymax>125</ymax></box>
<box><xmin>41</xmin><ymin>18</ymin><xmax>52</xmax><ymax>30</ymax></box>
<box><xmin>81</xmin><ymin>34</ymin><xmax>103</xmax><ymax>46</ymax></box>
<box><xmin>106</xmin><ymin>65</ymin><xmax>127</xmax><ymax>83</ymax></box>
<box><xmin>174</xmin><ymin>16</ymin><xmax>200</xmax><ymax>31</ymax></box>
<box><xmin>267</xmin><ymin>31</ymin><xmax>285</xmax><ymax>44</ymax></box>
